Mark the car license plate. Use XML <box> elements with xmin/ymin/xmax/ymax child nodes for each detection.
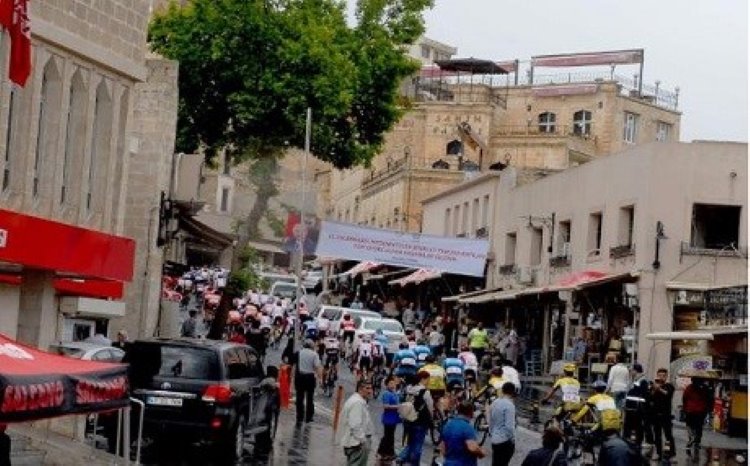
<box><xmin>146</xmin><ymin>396</ymin><xmax>183</xmax><ymax>407</ymax></box>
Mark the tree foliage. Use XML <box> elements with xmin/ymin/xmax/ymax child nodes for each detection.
<box><xmin>149</xmin><ymin>0</ymin><xmax>433</xmax><ymax>168</ymax></box>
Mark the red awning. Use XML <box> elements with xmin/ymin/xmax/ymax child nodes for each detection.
<box><xmin>0</xmin><ymin>209</ymin><xmax>135</xmax><ymax>282</ymax></box>
<box><xmin>0</xmin><ymin>275</ymin><xmax>124</xmax><ymax>300</ymax></box>
<box><xmin>522</xmin><ymin>270</ymin><xmax>639</xmax><ymax>296</ymax></box>
<box><xmin>0</xmin><ymin>333</ymin><xmax>129</xmax><ymax>423</ymax></box>
<box><xmin>340</xmin><ymin>261</ymin><xmax>381</xmax><ymax>277</ymax></box>
<box><xmin>389</xmin><ymin>268</ymin><xmax>442</xmax><ymax>286</ymax></box>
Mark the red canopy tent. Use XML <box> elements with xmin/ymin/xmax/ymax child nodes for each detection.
<box><xmin>0</xmin><ymin>334</ymin><xmax>129</xmax><ymax>423</ymax></box>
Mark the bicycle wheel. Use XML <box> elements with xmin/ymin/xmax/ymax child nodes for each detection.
<box><xmin>474</xmin><ymin>413</ymin><xmax>489</xmax><ymax>446</ymax></box>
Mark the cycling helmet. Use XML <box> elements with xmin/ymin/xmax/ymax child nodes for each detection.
<box><xmin>592</xmin><ymin>380</ymin><xmax>607</xmax><ymax>392</ymax></box>
<box><xmin>447</xmin><ymin>380</ymin><xmax>464</xmax><ymax>392</ymax></box>
<box><xmin>563</xmin><ymin>363</ymin><xmax>577</xmax><ymax>375</ymax></box>
<box><xmin>343</xmin><ymin>314</ymin><xmax>351</xmax><ymax>320</ymax></box>
<box><xmin>491</xmin><ymin>366</ymin><xmax>504</xmax><ymax>377</ymax></box>
<box><xmin>399</xmin><ymin>342</ymin><xmax>408</xmax><ymax>350</ymax></box>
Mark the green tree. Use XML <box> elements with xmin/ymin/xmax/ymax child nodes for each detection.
<box><xmin>149</xmin><ymin>0</ymin><xmax>432</xmax><ymax>339</ymax></box>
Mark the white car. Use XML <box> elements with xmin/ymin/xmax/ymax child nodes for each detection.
<box><xmin>315</xmin><ymin>306</ymin><xmax>380</xmax><ymax>335</ymax></box>
<box><xmin>50</xmin><ymin>342</ymin><xmax>125</xmax><ymax>362</ymax></box>
<box><xmin>354</xmin><ymin>317</ymin><xmax>405</xmax><ymax>354</ymax></box>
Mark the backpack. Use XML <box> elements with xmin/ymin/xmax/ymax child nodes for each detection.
<box><xmin>398</xmin><ymin>387</ymin><xmax>430</xmax><ymax>424</ymax></box>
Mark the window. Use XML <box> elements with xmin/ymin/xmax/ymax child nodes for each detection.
<box><xmin>420</xmin><ymin>44</ymin><xmax>430</xmax><ymax>59</ymax></box>
<box><xmin>623</xmin><ymin>112</ymin><xmax>638</xmax><ymax>143</ymax></box>
<box><xmin>505</xmin><ymin>232</ymin><xmax>517</xmax><ymax>265</ymax></box>
<box><xmin>588</xmin><ymin>212</ymin><xmax>603</xmax><ymax>255</ymax></box>
<box><xmin>618</xmin><ymin>206</ymin><xmax>635</xmax><ymax>247</ymax></box>
<box><xmin>87</xmin><ymin>81</ymin><xmax>113</xmax><ymax>212</ymax></box>
<box><xmin>2</xmin><ymin>89</ymin><xmax>16</xmax><ymax>192</ymax></box>
<box><xmin>481</xmin><ymin>195</ymin><xmax>489</xmax><ymax>228</ymax></box>
<box><xmin>462</xmin><ymin>202</ymin><xmax>469</xmax><ymax>235</ymax></box>
<box><xmin>538</xmin><ymin>112</ymin><xmax>556</xmax><ymax>133</ymax></box>
<box><xmin>453</xmin><ymin>204</ymin><xmax>460</xmax><ymax>235</ymax></box>
<box><xmin>656</xmin><ymin>121</ymin><xmax>671</xmax><ymax>142</ymax></box>
<box><xmin>34</xmin><ymin>61</ymin><xmax>62</xmax><ymax>198</ymax></box>
<box><xmin>446</xmin><ymin>139</ymin><xmax>462</xmax><ymax>155</ymax></box>
<box><xmin>691</xmin><ymin>204</ymin><xmax>741</xmax><ymax>249</ymax></box>
<box><xmin>573</xmin><ymin>110</ymin><xmax>592</xmax><ymax>136</ymax></box>
<box><xmin>472</xmin><ymin>198</ymin><xmax>479</xmax><ymax>232</ymax></box>
<box><xmin>220</xmin><ymin>187</ymin><xmax>230</xmax><ymax>212</ymax></box>
<box><xmin>110</xmin><ymin>90</ymin><xmax>129</xmax><ymax>216</ymax></box>
<box><xmin>558</xmin><ymin>220</ymin><xmax>571</xmax><ymax>256</ymax></box>
<box><xmin>62</xmin><ymin>71</ymin><xmax>88</xmax><ymax>204</ymax></box>
<box><xmin>444</xmin><ymin>208</ymin><xmax>451</xmax><ymax>235</ymax></box>
<box><xmin>530</xmin><ymin>227</ymin><xmax>543</xmax><ymax>266</ymax></box>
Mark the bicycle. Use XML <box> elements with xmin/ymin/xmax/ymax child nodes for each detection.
<box><xmin>322</xmin><ymin>363</ymin><xmax>338</xmax><ymax>397</ymax></box>
<box><xmin>371</xmin><ymin>368</ymin><xmax>385</xmax><ymax>398</ymax></box>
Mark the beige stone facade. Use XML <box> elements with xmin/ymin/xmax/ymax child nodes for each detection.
<box><xmin>0</xmin><ymin>1</ymin><xmax>166</xmax><ymax>348</ymax></box>
<box><xmin>325</xmin><ymin>68</ymin><xmax>681</xmax><ymax>234</ymax></box>
<box><xmin>422</xmin><ymin>141</ymin><xmax>747</xmax><ymax>376</ymax></box>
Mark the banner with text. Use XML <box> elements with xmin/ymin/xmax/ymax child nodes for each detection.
<box><xmin>315</xmin><ymin>221</ymin><xmax>489</xmax><ymax>277</ymax></box>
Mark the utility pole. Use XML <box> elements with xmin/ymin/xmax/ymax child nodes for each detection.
<box><xmin>293</xmin><ymin>108</ymin><xmax>312</xmax><ymax>352</ymax></box>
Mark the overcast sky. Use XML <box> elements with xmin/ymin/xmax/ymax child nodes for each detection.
<box><xmin>352</xmin><ymin>0</ymin><xmax>748</xmax><ymax>143</ymax></box>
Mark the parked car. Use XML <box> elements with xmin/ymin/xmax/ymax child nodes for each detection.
<box><xmin>353</xmin><ymin>317</ymin><xmax>405</xmax><ymax>354</ymax></box>
<box><xmin>315</xmin><ymin>306</ymin><xmax>381</xmax><ymax>335</ymax></box>
<box><xmin>125</xmin><ymin>338</ymin><xmax>279</xmax><ymax>461</ymax></box>
<box><xmin>50</xmin><ymin>342</ymin><xmax>125</xmax><ymax>362</ymax></box>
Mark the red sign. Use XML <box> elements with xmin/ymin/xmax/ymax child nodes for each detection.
<box><xmin>0</xmin><ymin>209</ymin><xmax>135</xmax><ymax>282</ymax></box>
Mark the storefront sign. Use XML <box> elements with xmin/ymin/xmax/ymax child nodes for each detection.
<box><xmin>704</xmin><ymin>286</ymin><xmax>747</xmax><ymax>327</ymax></box>
<box><xmin>674</xmin><ymin>289</ymin><xmax>704</xmax><ymax>306</ymax></box>
<box><xmin>315</xmin><ymin>221</ymin><xmax>489</xmax><ymax>277</ymax></box>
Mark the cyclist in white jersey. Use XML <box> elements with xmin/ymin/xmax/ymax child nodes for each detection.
<box><xmin>355</xmin><ymin>335</ymin><xmax>374</xmax><ymax>377</ymax></box>
<box><xmin>457</xmin><ymin>344</ymin><xmax>479</xmax><ymax>384</ymax></box>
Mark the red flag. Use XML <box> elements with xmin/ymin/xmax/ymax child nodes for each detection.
<box><xmin>0</xmin><ymin>0</ymin><xmax>12</xmax><ymax>29</ymax></box>
<box><xmin>8</xmin><ymin>0</ymin><xmax>31</xmax><ymax>87</ymax></box>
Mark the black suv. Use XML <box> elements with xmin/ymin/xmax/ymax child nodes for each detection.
<box><xmin>125</xmin><ymin>338</ymin><xmax>279</xmax><ymax>460</ymax></box>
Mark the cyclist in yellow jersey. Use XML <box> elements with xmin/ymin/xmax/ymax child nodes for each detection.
<box><xmin>572</xmin><ymin>380</ymin><xmax>621</xmax><ymax>432</ymax></box>
<box><xmin>422</xmin><ymin>354</ymin><xmax>447</xmax><ymax>401</ymax></box>
<box><xmin>474</xmin><ymin>367</ymin><xmax>505</xmax><ymax>401</ymax></box>
<box><xmin>542</xmin><ymin>363</ymin><xmax>582</xmax><ymax>419</ymax></box>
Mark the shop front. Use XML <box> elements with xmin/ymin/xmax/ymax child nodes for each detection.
<box><xmin>0</xmin><ymin>208</ymin><xmax>135</xmax><ymax>349</ymax></box>
<box><xmin>667</xmin><ymin>282</ymin><xmax>748</xmax><ymax>437</ymax></box>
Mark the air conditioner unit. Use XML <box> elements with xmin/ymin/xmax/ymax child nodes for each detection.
<box><xmin>516</xmin><ymin>267</ymin><xmax>533</xmax><ymax>284</ymax></box>
<box><xmin>561</xmin><ymin>242</ymin><xmax>571</xmax><ymax>258</ymax></box>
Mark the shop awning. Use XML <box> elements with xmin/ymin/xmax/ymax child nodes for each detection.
<box><xmin>664</xmin><ymin>281</ymin><xmax>747</xmax><ymax>292</ymax></box>
<box><xmin>339</xmin><ymin>261</ymin><xmax>380</xmax><ymax>277</ymax></box>
<box><xmin>180</xmin><ymin>215</ymin><xmax>235</xmax><ymax>248</ymax></box>
<box><xmin>247</xmin><ymin>240</ymin><xmax>284</xmax><ymax>255</ymax></box>
<box><xmin>460</xmin><ymin>288</ymin><xmax>518</xmax><ymax>304</ymax></box>
<box><xmin>442</xmin><ymin>289</ymin><xmax>489</xmax><ymax>303</ymax></box>
<box><xmin>389</xmin><ymin>268</ymin><xmax>442</xmax><ymax>286</ymax></box>
<box><xmin>521</xmin><ymin>270</ymin><xmax>639</xmax><ymax>296</ymax></box>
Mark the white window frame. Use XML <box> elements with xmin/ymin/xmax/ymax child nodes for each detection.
<box><xmin>656</xmin><ymin>121</ymin><xmax>671</xmax><ymax>142</ymax></box>
<box><xmin>573</xmin><ymin>110</ymin><xmax>592</xmax><ymax>136</ymax></box>
<box><xmin>623</xmin><ymin>112</ymin><xmax>638</xmax><ymax>144</ymax></box>
<box><xmin>538</xmin><ymin>112</ymin><xmax>556</xmax><ymax>133</ymax></box>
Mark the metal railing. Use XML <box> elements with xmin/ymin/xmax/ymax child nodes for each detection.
<box><xmin>680</xmin><ymin>241</ymin><xmax>748</xmax><ymax>258</ymax></box>
<box><xmin>493</xmin><ymin>124</ymin><xmax>594</xmax><ymax>139</ymax></box>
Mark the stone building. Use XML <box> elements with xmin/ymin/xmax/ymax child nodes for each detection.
<box><xmin>322</xmin><ymin>49</ymin><xmax>681</xmax><ymax>234</ymax></box>
<box><xmin>0</xmin><ymin>1</ymin><xmax>178</xmax><ymax>348</ymax></box>
<box><xmin>422</xmin><ymin>141</ymin><xmax>747</xmax><ymax>387</ymax></box>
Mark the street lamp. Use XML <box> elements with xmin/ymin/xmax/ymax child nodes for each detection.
<box><xmin>653</xmin><ymin>221</ymin><xmax>668</xmax><ymax>269</ymax></box>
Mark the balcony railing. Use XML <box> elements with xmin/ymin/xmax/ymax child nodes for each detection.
<box><xmin>680</xmin><ymin>241</ymin><xmax>748</xmax><ymax>258</ymax></box>
<box><xmin>549</xmin><ymin>255</ymin><xmax>571</xmax><ymax>267</ymax></box>
<box><xmin>610</xmin><ymin>244</ymin><xmax>635</xmax><ymax>259</ymax></box>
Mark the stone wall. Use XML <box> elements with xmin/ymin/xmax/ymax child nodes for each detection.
<box><xmin>116</xmin><ymin>54</ymin><xmax>178</xmax><ymax>339</ymax></box>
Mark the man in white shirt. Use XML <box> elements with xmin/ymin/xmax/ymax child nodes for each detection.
<box><xmin>607</xmin><ymin>358</ymin><xmax>631</xmax><ymax>409</ymax></box>
<box><xmin>338</xmin><ymin>380</ymin><xmax>374</xmax><ymax>466</ymax></box>
<box><xmin>501</xmin><ymin>359</ymin><xmax>522</xmax><ymax>393</ymax></box>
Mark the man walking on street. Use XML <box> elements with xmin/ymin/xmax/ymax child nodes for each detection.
<box><xmin>295</xmin><ymin>339</ymin><xmax>323</xmax><ymax>425</ymax></box>
<box><xmin>377</xmin><ymin>376</ymin><xmax>401</xmax><ymax>462</ymax></box>
<box><xmin>488</xmin><ymin>382</ymin><xmax>516</xmax><ymax>466</ymax></box>
<box><xmin>650</xmin><ymin>368</ymin><xmax>675</xmax><ymax>461</ymax></box>
<box><xmin>683</xmin><ymin>376</ymin><xmax>712</xmax><ymax>455</ymax></box>
<box><xmin>607</xmin><ymin>357</ymin><xmax>631</xmax><ymax>409</ymax></box>
<box><xmin>339</xmin><ymin>380</ymin><xmax>375</xmax><ymax>466</ymax></box>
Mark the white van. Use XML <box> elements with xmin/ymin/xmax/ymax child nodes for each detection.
<box><xmin>315</xmin><ymin>306</ymin><xmax>380</xmax><ymax>335</ymax></box>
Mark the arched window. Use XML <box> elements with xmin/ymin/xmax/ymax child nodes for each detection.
<box><xmin>62</xmin><ymin>70</ymin><xmax>88</xmax><ymax>204</ymax></box>
<box><xmin>538</xmin><ymin>112</ymin><xmax>556</xmax><ymax>133</ymax></box>
<box><xmin>111</xmin><ymin>88</ymin><xmax>129</xmax><ymax>217</ymax></box>
<box><xmin>87</xmin><ymin>79</ymin><xmax>113</xmax><ymax>212</ymax></box>
<box><xmin>33</xmin><ymin>58</ymin><xmax>63</xmax><ymax>198</ymax></box>
<box><xmin>446</xmin><ymin>139</ymin><xmax>463</xmax><ymax>155</ymax></box>
<box><xmin>572</xmin><ymin>110</ymin><xmax>592</xmax><ymax>136</ymax></box>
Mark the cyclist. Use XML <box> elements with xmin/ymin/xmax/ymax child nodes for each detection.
<box><xmin>542</xmin><ymin>363</ymin><xmax>582</xmax><ymax>421</ymax></box>
<box><xmin>355</xmin><ymin>334</ymin><xmax>375</xmax><ymax>378</ymax></box>
<box><xmin>457</xmin><ymin>344</ymin><xmax>479</xmax><ymax>390</ymax></box>
<box><xmin>392</xmin><ymin>343</ymin><xmax>418</xmax><ymax>381</ymax></box>
<box><xmin>571</xmin><ymin>379</ymin><xmax>620</xmax><ymax>435</ymax></box>
<box><xmin>371</xmin><ymin>333</ymin><xmax>386</xmax><ymax>377</ymax></box>
<box><xmin>443</xmin><ymin>352</ymin><xmax>465</xmax><ymax>395</ymax></box>
<box><xmin>422</xmin><ymin>354</ymin><xmax>447</xmax><ymax>422</ymax></box>
<box><xmin>316</xmin><ymin>313</ymin><xmax>332</xmax><ymax>339</ymax></box>
<box><xmin>340</xmin><ymin>314</ymin><xmax>357</xmax><ymax>354</ymax></box>
<box><xmin>413</xmin><ymin>342</ymin><xmax>431</xmax><ymax>369</ymax></box>
<box><xmin>322</xmin><ymin>334</ymin><xmax>341</xmax><ymax>387</ymax></box>
<box><xmin>374</xmin><ymin>329</ymin><xmax>391</xmax><ymax>365</ymax></box>
<box><xmin>302</xmin><ymin>318</ymin><xmax>318</xmax><ymax>341</ymax></box>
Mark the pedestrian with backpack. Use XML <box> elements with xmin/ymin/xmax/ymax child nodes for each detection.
<box><xmin>397</xmin><ymin>371</ymin><xmax>433</xmax><ymax>465</ymax></box>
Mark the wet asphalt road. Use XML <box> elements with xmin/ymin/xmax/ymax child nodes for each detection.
<box><xmin>141</xmin><ymin>328</ymin><xmax>747</xmax><ymax>465</ymax></box>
